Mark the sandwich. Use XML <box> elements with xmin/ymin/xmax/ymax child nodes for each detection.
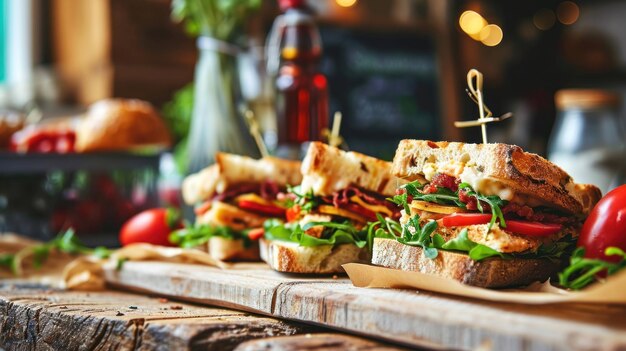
<box><xmin>176</xmin><ymin>153</ymin><xmax>302</xmax><ymax>261</ymax></box>
<box><xmin>260</xmin><ymin>142</ymin><xmax>405</xmax><ymax>274</ymax></box>
<box><xmin>372</xmin><ymin>140</ymin><xmax>602</xmax><ymax>288</ymax></box>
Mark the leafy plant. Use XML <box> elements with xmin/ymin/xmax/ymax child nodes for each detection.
<box><xmin>171</xmin><ymin>0</ymin><xmax>262</xmax><ymax>40</ymax></box>
<box><xmin>559</xmin><ymin>247</ymin><xmax>626</xmax><ymax>290</ymax></box>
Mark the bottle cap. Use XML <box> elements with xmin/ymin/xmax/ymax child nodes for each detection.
<box><xmin>556</xmin><ymin>89</ymin><xmax>621</xmax><ymax>110</ymax></box>
<box><xmin>279</xmin><ymin>0</ymin><xmax>306</xmax><ymax>11</ymax></box>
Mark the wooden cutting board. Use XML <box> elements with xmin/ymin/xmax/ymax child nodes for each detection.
<box><xmin>104</xmin><ymin>261</ymin><xmax>626</xmax><ymax>351</ymax></box>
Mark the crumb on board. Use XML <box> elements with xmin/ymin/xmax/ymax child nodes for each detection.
<box><xmin>170</xmin><ymin>305</ymin><xmax>183</xmax><ymax>310</ymax></box>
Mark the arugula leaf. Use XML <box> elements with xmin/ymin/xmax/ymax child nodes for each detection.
<box><xmin>440</xmin><ymin>229</ymin><xmax>502</xmax><ymax>260</ymax></box>
<box><xmin>559</xmin><ymin>247</ymin><xmax>626</xmax><ymax>290</ymax></box>
<box><xmin>286</xmin><ymin>185</ymin><xmax>320</xmax><ymax>213</ymax></box>
<box><xmin>169</xmin><ymin>224</ymin><xmax>249</xmax><ymax>249</ymax></box>
<box><xmin>396</xmin><ymin>215</ymin><xmax>442</xmax><ymax>258</ymax></box>
<box><xmin>264</xmin><ymin>217</ymin><xmax>400</xmax><ymax>252</ymax></box>
<box><xmin>440</xmin><ymin>229</ymin><xmax>475</xmax><ymax>251</ymax></box>
<box><xmin>395</xmin><ymin>218</ymin><xmax>504</xmax><ymax>262</ymax></box>
<box><xmin>391</xmin><ymin>180</ymin><xmax>508</xmax><ymax>232</ymax></box>
<box><xmin>458</xmin><ymin>182</ymin><xmax>506</xmax><ymax>230</ymax></box>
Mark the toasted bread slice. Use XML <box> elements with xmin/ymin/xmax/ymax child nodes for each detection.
<box><xmin>372</xmin><ymin>238</ymin><xmax>563</xmax><ymax>288</ymax></box>
<box><xmin>195</xmin><ymin>201</ymin><xmax>266</xmax><ymax>232</ymax></box>
<box><xmin>259</xmin><ymin>238</ymin><xmax>370</xmax><ymax>274</ymax></box>
<box><xmin>300</xmin><ymin>141</ymin><xmax>406</xmax><ymax>197</ymax></box>
<box><xmin>182</xmin><ymin>153</ymin><xmax>302</xmax><ymax>205</ymax></box>
<box><xmin>207</xmin><ymin>236</ymin><xmax>260</xmax><ymax>261</ymax></box>
<box><xmin>392</xmin><ymin>140</ymin><xmax>601</xmax><ymax>215</ymax></box>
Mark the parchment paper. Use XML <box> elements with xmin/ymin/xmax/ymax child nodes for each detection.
<box><xmin>1</xmin><ymin>234</ymin><xmax>226</xmax><ymax>290</ymax></box>
<box><xmin>343</xmin><ymin>263</ymin><xmax>626</xmax><ymax>305</ymax></box>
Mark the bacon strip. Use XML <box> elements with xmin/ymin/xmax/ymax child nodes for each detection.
<box><xmin>322</xmin><ymin>186</ymin><xmax>401</xmax><ymax>218</ymax></box>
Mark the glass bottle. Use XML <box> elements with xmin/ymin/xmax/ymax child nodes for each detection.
<box><xmin>267</xmin><ymin>0</ymin><xmax>329</xmax><ymax>159</ymax></box>
<box><xmin>548</xmin><ymin>89</ymin><xmax>625</xmax><ymax>194</ymax></box>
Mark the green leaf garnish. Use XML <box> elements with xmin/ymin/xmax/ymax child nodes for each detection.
<box><xmin>559</xmin><ymin>247</ymin><xmax>626</xmax><ymax>290</ymax></box>
<box><xmin>169</xmin><ymin>224</ymin><xmax>251</xmax><ymax>249</ymax></box>
<box><xmin>0</xmin><ymin>228</ymin><xmax>114</xmax><ymax>276</ymax></box>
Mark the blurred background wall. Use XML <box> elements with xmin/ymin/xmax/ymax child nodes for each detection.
<box><xmin>1</xmin><ymin>0</ymin><xmax>625</xmax><ymax>156</ymax></box>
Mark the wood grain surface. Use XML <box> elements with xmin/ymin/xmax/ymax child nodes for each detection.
<box><xmin>0</xmin><ymin>283</ymin><xmax>307</xmax><ymax>351</ymax></box>
<box><xmin>0</xmin><ymin>283</ymin><xmax>409</xmax><ymax>351</ymax></box>
<box><xmin>234</xmin><ymin>333</ymin><xmax>409</xmax><ymax>351</ymax></box>
<box><xmin>104</xmin><ymin>261</ymin><xmax>626</xmax><ymax>351</ymax></box>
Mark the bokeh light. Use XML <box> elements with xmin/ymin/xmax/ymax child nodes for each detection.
<box><xmin>557</xmin><ymin>1</ymin><xmax>580</xmax><ymax>25</ymax></box>
<box><xmin>479</xmin><ymin>24</ymin><xmax>503</xmax><ymax>47</ymax></box>
<box><xmin>459</xmin><ymin>11</ymin><xmax>487</xmax><ymax>36</ymax></box>
<box><xmin>336</xmin><ymin>0</ymin><xmax>358</xmax><ymax>8</ymax></box>
<box><xmin>534</xmin><ymin>8</ymin><xmax>556</xmax><ymax>30</ymax></box>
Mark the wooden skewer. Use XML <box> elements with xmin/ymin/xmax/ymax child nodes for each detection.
<box><xmin>454</xmin><ymin>112</ymin><xmax>513</xmax><ymax>127</ymax></box>
<box><xmin>244</xmin><ymin>110</ymin><xmax>270</xmax><ymax>158</ymax></box>
<box><xmin>330</xmin><ymin>111</ymin><xmax>343</xmax><ymax>148</ymax></box>
<box><xmin>467</xmin><ymin>69</ymin><xmax>488</xmax><ymax>144</ymax></box>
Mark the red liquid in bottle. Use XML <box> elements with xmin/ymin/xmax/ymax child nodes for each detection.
<box><xmin>274</xmin><ymin>7</ymin><xmax>329</xmax><ymax>147</ymax></box>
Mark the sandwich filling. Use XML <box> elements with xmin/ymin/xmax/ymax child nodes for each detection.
<box><xmin>388</xmin><ymin>173</ymin><xmax>580</xmax><ymax>261</ymax></box>
<box><xmin>263</xmin><ymin>185</ymin><xmax>401</xmax><ymax>250</ymax></box>
<box><xmin>170</xmin><ymin>180</ymin><xmax>289</xmax><ymax>248</ymax></box>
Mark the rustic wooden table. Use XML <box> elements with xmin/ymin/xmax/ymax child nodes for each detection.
<box><xmin>0</xmin><ymin>282</ymin><xmax>410</xmax><ymax>350</ymax></box>
<box><xmin>105</xmin><ymin>261</ymin><xmax>626</xmax><ymax>351</ymax></box>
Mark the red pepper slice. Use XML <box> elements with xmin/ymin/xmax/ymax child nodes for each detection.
<box><xmin>238</xmin><ymin>200</ymin><xmax>286</xmax><ymax>218</ymax></box>
<box><xmin>441</xmin><ymin>213</ymin><xmax>562</xmax><ymax>237</ymax></box>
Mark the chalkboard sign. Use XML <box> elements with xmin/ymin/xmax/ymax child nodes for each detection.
<box><xmin>319</xmin><ymin>27</ymin><xmax>440</xmax><ymax>160</ymax></box>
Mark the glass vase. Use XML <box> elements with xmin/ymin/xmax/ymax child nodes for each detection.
<box><xmin>186</xmin><ymin>37</ymin><xmax>259</xmax><ymax>174</ymax></box>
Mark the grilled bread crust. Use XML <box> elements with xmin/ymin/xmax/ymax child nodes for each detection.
<box><xmin>392</xmin><ymin>140</ymin><xmax>601</xmax><ymax>215</ymax></box>
<box><xmin>300</xmin><ymin>142</ymin><xmax>406</xmax><ymax>197</ymax></box>
<box><xmin>372</xmin><ymin>238</ymin><xmax>563</xmax><ymax>288</ymax></box>
<box><xmin>207</xmin><ymin>237</ymin><xmax>260</xmax><ymax>262</ymax></box>
<box><xmin>182</xmin><ymin>153</ymin><xmax>302</xmax><ymax>205</ymax></box>
<box><xmin>259</xmin><ymin>238</ymin><xmax>370</xmax><ymax>274</ymax></box>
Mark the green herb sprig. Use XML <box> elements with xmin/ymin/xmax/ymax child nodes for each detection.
<box><xmin>395</xmin><ymin>213</ymin><xmax>502</xmax><ymax>261</ymax></box>
<box><xmin>458</xmin><ymin>183</ymin><xmax>507</xmax><ymax>230</ymax></box>
<box><xmin>389</xmin><ymin>180</ymin><xmax>507</xmax><ymax>231</ymax></box>
<box><xmin>0</xmin><ymin>229</ymin><xmax>112</xmax><ymax>276</ymax></box>
<box><xmin>285</xmin><ymin>185</ymin><xmax>321</xmax><ymax>213</ymax></box>
<box><xmin>263</xmin><ymin>216</ymin><xmax>399</xmax><ymax>252</ymax></box>
<box><xmin>559</xmin><ymin>247</ymin><xmax>626</xmax><ymax>290</ymax></box>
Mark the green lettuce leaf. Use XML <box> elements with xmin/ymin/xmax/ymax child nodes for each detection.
<box><xmin>169</xmin><ymin>224</ymin><xmax>250</xmax><ymax>249</ymax></box>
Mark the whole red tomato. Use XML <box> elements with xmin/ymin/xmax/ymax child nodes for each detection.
<box><xmin>577</xmin><ymin>185</ymin><xmax>626</xmax><ymax>262</ymax></box>
<box><xmin>119</xmin><ymin>208</ymin><xmax>182</xmax><ymax>247</ymax></box>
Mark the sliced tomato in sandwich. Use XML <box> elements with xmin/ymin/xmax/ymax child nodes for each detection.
<box><xmin>441</xmin><ymin>213</ymin><xmax>562</xmax><ymax>237</ymax></box>
<box><xmin>286</xmin><ymin>205</ymin><xmax>301</xmax><ymax>222</ymax></box>
<box><xmin>247</xmin><ymin>228</ymin><xmax>265</xmax><ymax>240</ymax></box>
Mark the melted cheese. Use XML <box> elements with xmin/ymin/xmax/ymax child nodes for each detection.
<box><xmin>349</xmin><ymin>196</ymin><xmax>393</xmax><ymax>217</ymax></box>
<box><xmin>234</xmin><ymin>193</ymin><xmax>274</xmax><ymax>206</ymax></box>
<box><xmin>422</xmin><ymin>161</ymin><xmax>516</xmax><ymax>201</ymax></box>
<box><xmin>318</xmin><ymin>205</ymin><xmax>367</xmax><ymax>223</ymax></box>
